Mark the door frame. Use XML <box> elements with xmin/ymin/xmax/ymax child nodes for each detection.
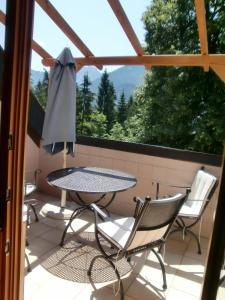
<box><xmin>0</xmin><ymin>1</ymin><xmax>35</xmax><ymax>299</ymax></box>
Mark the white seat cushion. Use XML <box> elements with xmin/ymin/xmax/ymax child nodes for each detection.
<box><xmin>179</xmin><ymin>170</ymin><xmax>216</xmax><ymax>217</ymax></box>
<box><xmin>24</xmin><ymin>183</ymin><xmax>36</xmax><ymax>196</ymax></box>
<box><xmin>97</xmin><ymin>216</ymin><xmax>168</xmax><ymax>250</ymax></box>
<box><xmin>97</xmin><ymin>217</ymin><xmax>135</xmax><ymax>249</ymax></box>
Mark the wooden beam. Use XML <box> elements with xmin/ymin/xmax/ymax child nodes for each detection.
<box><xmin>42</xmin><ymin>54</ymin><xmax>225</xmax><ymax>68</ymax></box>
<box><xmin>32</xmin><ymin>40</ymin><xmax>52</xmax><ymax>59</ymax></box>
<box><xmin>0</xmin><ymin>9</ymin><xmax>52</xmax><ymax>59</ymax></box>
<box><xmin>0</xmin><ymin>9</ymin><xmax>6</xmax><ymax>23</ymax></box>
<box><xmin>0</xmin><ymin>1</ymin><xmax>35</xmax><ymax>299</ymax></box>
<box><xmin>107</xmin><ymin>0</ymin><xmax>144</xmax><ymax>56</ymax></box>
<box><xmin>195</xmin><ymin>0</ymin><xmax>208</xmax><ymax>55</ymax></box>
<box><xmin>210</xmin><ymin>64</ymin><xmax>225</xmax><ymax>84</ymax></box>
<box><xmin>36</xmin><ymin>0</ymin><xmax>93</xmax><ymax>57</ymax></box>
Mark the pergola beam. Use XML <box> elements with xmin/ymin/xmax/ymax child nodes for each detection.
<box><xmin>0</xmin><ymin>9</ymin><xmax>5</xmax><ymax>23</ymax></box>
<box><xmin>195</xmin><ymin>0</ymin><xmax>208</xmax><ymax>55</ymax></box>
<box><xmin>42</xmin><ymin>54</ymin><xmax>225</xmax><ymax>68</ymax></box>
<box><xmin>0</xmin><ymin>9</ymin><xmax>53</xmax><ymax>59</ymax></box>
<box><xmin>32</xmin><ymin>40</ymin><xmax>52</xmax><ymax>59</ymax></box>
<box><xmin>107</xmin><ymin>0</ymin><xmax>144</xmax><ymax>56</ymax></box>
<box><xmin>36</xmin><ymin>0</ymin><xmax>93</xmax><ymax>57</ymax></box>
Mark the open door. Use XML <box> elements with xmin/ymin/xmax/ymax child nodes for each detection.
<box><xmin>0</xmin><ymin>1</ymin><xmax>34</xmax><ymax>299</ymax></box>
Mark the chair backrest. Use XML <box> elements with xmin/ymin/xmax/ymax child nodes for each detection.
<box><xmin>24</xmin><ymin>169</ymin><xmax>41</xmax><ymax>196</ymax></box>
<box><xmin>125</xmin><ymin>192</ymin><xmax>188</xmax><ymax>250</ymax></box>
<box><xmin>184</xmin><ymin>168</ymin><xmax>217</xmax><ymax>216</ymax></box>
<box><xmin>138</xmin><ymin>193</ymin><xmax>188</xmax><ymax>231</ymax></box>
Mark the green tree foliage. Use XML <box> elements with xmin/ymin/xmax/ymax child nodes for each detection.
<box><xmin>33</xmin><ymin>69</ymin><xmax>49</xmax><ymax>110</ymax></box>
<box><xmin>82</xmin><ymin>112</ymin><xmax>107</xmax><ymax>138</ymax></box>
<box><xmin>136</xmin><ymin>0</ymin><xmax>225</xmax><ymax>154</ymax></box>
<box><xmin>108</xmin><ymin>122</ymin><xmax>126</xmax><ymax>141</ymax></box>
<box><xmin>97</xmin><ymin>70</ymin><xmax>116</xmax><ymax>131</ymax></box>
<box><xmin>78</xmin><ymin>75</ymin><xmax>94</xmax><ymax>134</ymax></box>
<box><xmin>117</xmin><ymin>91</ymin><xmax>127</xmax><ymax>126</ymax></box>
<box><xmin>80</xmin><ymin>75</ymin><xmax>93</xmax><ymax>121</ymax></box>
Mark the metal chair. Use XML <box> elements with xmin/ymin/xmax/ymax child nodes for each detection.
<box><xmin>24</xmin><ymin>169</ymin><xmax>41</xmax><ymax>272</ymax></box>
<box><xmin>169</xmin><ymin>167</ymin><xmax>218</xmax><ymax>254</ymax></box>
<box><xmin>24</xmin><ymin>169</ymin><xmax>41</xmax><ymax>224</ymax></box>
<box><xmin>88</xmin><ymin>191</ymin><xmax>189</xmax><ymax>300</ymax></box>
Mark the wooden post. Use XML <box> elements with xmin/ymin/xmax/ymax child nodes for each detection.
<box><xmin>0</xmin><ymin>1</ymin><xmax>35</xmax><ymax>300</ymax></box>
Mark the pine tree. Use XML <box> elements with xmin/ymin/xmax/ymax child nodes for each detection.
<box><xmin>79</xmin><ymin>74</ymin><xmax>94</xmax><ymax>134</ymax></box>
<box><xmin>33</xmin><ymin>69</ymin><xmax>49</xmax><ymax>110</ymax></box>
<box><xmin>97</xmin><ymin>70</ymin><xmax>115</xmax><ymax>131</ymax></box>
<box><xmin>117</xmin><ymin>91</ymin><xmax>127</xmax><ymax>126</ymax></box>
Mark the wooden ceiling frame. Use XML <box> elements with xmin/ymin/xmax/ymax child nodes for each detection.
<box><xmin>195</xmin><ymin>0</ymin><xmax>209</xmax><ymax>71</ymax></box>
<box><xmin>0</xmin><ymin>9</ymin><xmax>53</xmax><ymax>59</ymax></box>
<box><xmin>42</xmin><ymin>54</ymin><xmax>225</xmax><ymax>68</ymax></box>
<box><xmin>0</xmin><ymin>9</ymin><xmax>5</xmax><ymax>24</ymax></box>
<box><xmin>1</xmin><ymin>1</ymin><xmax>225</xmax><ymax>82</ymax></box>
<box><xmin>35</xmin><ymin>0</ymin><xmax>103</xmax><ymax>70</ymax></box>
<box><xmin>107</xmin><ymin>0</ymin><xmax>144</xmax><ymax>56</ymax></box>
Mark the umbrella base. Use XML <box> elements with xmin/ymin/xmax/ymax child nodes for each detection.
<box><xmin>41</xmin><ymin>202</ymin><xmax>78</xmax><ymax>220</ymax></box>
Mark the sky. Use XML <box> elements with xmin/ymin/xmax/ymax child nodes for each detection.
<box><xmin>0</xmin><ymin>0</ymin><xmax>151</xmax><ymax>72</ymax></box>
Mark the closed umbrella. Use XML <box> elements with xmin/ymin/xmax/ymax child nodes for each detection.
<box><xmin>42</xmin><ymin>47</ymin><xmax>76</xmax><ymax>207</ymax></box>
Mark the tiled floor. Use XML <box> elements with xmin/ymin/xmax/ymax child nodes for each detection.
<box><xmin>24</xmin><ymin>192</ymin><xmax>210</xmax><ymax>300</ymax></box>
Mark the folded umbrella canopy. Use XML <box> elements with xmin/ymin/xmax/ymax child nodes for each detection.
<box><xmin>42</xmin><ymin>47</ymin><xmax>76</xmax><ymax>207</ymax></box>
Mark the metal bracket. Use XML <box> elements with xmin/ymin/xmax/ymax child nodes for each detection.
<box><xmin>8</xmin><ymin>134</ymin><xmax>13</xmax><ymax>150</ymax></box>
<box><xmin>4</xmin><ymin>239</ymin><xmax>10</xmax><ymax>256</ymax></box>
<box><xmin>6</xmin><ymin>188</ymin><xmax>11</xmax><ymax>202</ymax></box>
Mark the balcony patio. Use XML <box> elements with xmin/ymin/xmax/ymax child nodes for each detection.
<box><xmin>24</xmin><ymin>191</ymin><xmax>208</xmax><ymax>300</ymax></box>
<box><xmin>23</xmin><ymin>137</ymin><xmax>223</xmax><ymax>300</ymax></box>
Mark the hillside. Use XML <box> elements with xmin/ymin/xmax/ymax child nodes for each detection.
<box><xmin>31</xmin><ymin>65</ymin><xmax>146</xmax><ymax>101</ymax></box>
<box><xmin>90</xmin><ymin>65</ymin><xmax>146</xmax><ymax>101</ymax></box>
<box><xmin>31</xmin><ymin>66</ymin><xmax>101</xmax><ymax>87</ymax></box>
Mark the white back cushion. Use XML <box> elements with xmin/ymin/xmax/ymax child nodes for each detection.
<box><xmin>180</xmin><ymin>169</ymin><xmax>217</xmax><ymax>217</ymax></box>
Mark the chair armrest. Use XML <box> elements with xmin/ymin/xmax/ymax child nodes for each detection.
<box><xmin>133</xmin><ymin>196</ymin><xmax>145</xmax><ymax>205</ymax></box>
<box><xmin>90</xmin><ymin>203</ymin><xmax>108</xmax><ymax>220</ymax></box>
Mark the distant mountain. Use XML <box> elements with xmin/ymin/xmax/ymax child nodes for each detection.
<box><xmin>30</xmin><ymin>65</ymin><xmax>146</xmax><ymax>102</ymax></box>
<box><xmin>76</xmin><ymin>66</ymin><xmax>101</xmax><ymax>85</ymax></box>
<box><xmin>90</xmin><ymin>66</ymin><xmax>146</xmax><ymax>101</ymax></box>
<box><xmin>31</xmin><ymin>66</ymin><xmax>101</xmax><ymax>87</ymax></box>
<box><xmin>31</xmin><ymin>70</ymin><xmax>45</xmax><ymax>86</ymax></box>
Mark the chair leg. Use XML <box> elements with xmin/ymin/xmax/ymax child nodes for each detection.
<box><xmin>30</xmin><ymin>204</ymin><xmax>39</xmax><ymax>222</ymax></box>
<box><xmin>60</xmin><ymin>207</ymin><xmax>85</xmax><ymax>246</ymax></box>
<box><xmin>151</xmin><ymin>248</ymin><xmax>167</xmax><ymax>290</ymax></box>
<box><xmin>88</xmin><ymin>254</ymin><xmax>124</xmax><ymax>300</ymax></box>
<box><xmin>25</xmin><ymin>253</ymin><xmax>31</xmax><ymax>272</ymax></box>
<box><xmin>186</xmin><ymin>229</ymin><xmax>202</xmax><ymax>254</ymax></box>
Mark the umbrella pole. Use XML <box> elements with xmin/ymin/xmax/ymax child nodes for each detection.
<box><xmin>61</xmin><ymin>142</ymin><xmax>67</xmax><ymax>207</ymax></box>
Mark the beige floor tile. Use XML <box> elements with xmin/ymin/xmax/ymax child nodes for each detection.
<box><xmin>166</xmin><ymin>288</ymin><xmax>198</xmax><ymax>300</ymax></box>
<box><xmin>217</xmin><ymin>284</ymin><xmax>225</xmax><ymax>300</ymax></box>
<box><xmin>41</xmin><ymin>227</ymin><xmax>64</xmax><ymax>244</ymax></box>
<box><xmin>26</xmin><ymin>237</ymin><xmax>57</xmax><ymax>262</ymax></box>
<box><xmin>27</xmin><ymin>221</ymin><xmax>52</xmax><ymax>238</ymax></box>
<box><xmin>188</xmin><ymin>236</ymin><xmax>209</xmax><ymax>250</ymax></box>
<box><xmin>165</xmin><ymin>238</ymin><xmax>189</xmax><ymax>255</ymax></box>
<box><xmin>184</xmin><ymin>242</ymin><xmax>208</xmax><ymax>263</ymax></box>
<box><xmin>26</xmin><ymin>275</ymin><xmax>85</xmax><ymax>300</ymax></box>
<box><xmin>126</xmin><ymin>275</ymin><xmax>166</xmax><ymax>300</ymax></box>
<box><xmin>170</xmin><ymin>270</ymin><xmax>203</xmax><ymax>298</ymax></box>
<box><xmin>139</xmin><ymin>258</ymin><xmax>175</xmax><ymax>289</ymax></box>
<box><xmin>168</xmin><ymin>230</ymin><xmax>191</xmax><ymax>243</ymax></box>
<box><xmin>178</xmin><ymin>256</ymin><xmax>205</xmax><ymax>278</ymax></box>
<box><xmin>73</xmin><ymin>283</ymin><xmax>135</xmax><ymax>300</ymax></box>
